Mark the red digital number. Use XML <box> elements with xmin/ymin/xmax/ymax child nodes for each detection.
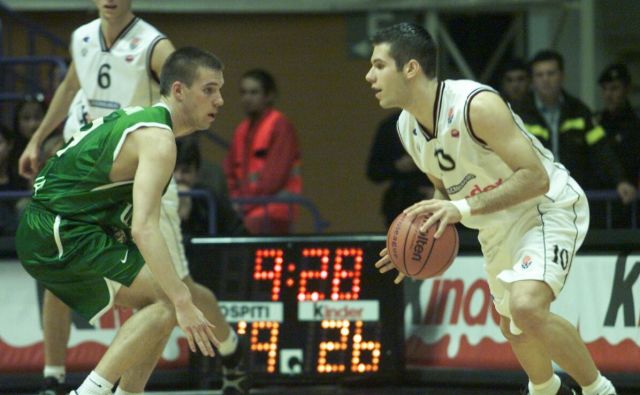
<box><xmin>331</xmin><ymin>248</ymin><xmax>363</xmax><ymax>300</ymax></box>
<box><xmin>254</xmin><ymin>249</ymin><xmax>283</xmax><ymax>301</ymax></box>
<box><xmin>237</xmin><ymin>321</ymin><xmax>279</xmax><ymax>373</ymax></box>
<box><xmin>298</xmin><ymin>248</ymin><xmax>330</xmax><ymax>301</ymax></box>
<box><xmin>317</xmin><ymin>320</ymin><xmax>381</xmax><ymax>374</ymax></box>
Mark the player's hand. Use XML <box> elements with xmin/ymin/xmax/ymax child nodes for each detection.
<box><xmin>175</xmin><ymin>301</ymin><xmax>219</xmax><ymax>357</ymax></box>
<box><xmin>403</xmin><ymin>199</ymin><xmax>462</xmax><ymax>238</ymax></box>
<box><xmin>18</xmin><ymin>139</ymin><xmax>42</xmax><ymax>179</ymax></box>
<box><xmin>616</xmin><ymin>181</ymin><xmax>637</xmax><ymax>205</ymax></box>
<box><xmin>374</xmin><ymin>248</ymin><xmax>405</xmax><ymax>284</ymax></box>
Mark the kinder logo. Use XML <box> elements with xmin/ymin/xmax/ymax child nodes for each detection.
<box><xmin>604</xmin><ymin>255</ymin><xmax>640</xmax><ymax>328</ymax></box>
<box><xmin>219</xmin><ymin>302</ymin><xmax>283</xmax><ymax>323</ymax></box>
<box><xmin>522</xmin><ymin>256</ymin><xmax>532</xmax><ymax>269</ymax></box>
<box><xmin>298</xmin><ymin>301</ymin><xmax>379</xmax><ymax>322</ymax></box>
<box><xmin>422</xmin><ymin>278</ymin><xmax>499</xmax><ymax>326</ymax></box>
<box><xmin>465</xmin><ymin>178</ymin><xmax>503</xmax><ymax>198</ymax></box>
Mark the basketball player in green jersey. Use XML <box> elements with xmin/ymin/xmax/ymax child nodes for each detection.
<box><xmin>16</xmin><ymin>47</ymin><xmax>223</xmax><ymax>395</ymax></box>
<box><xmin>20</xmin><ymin>2</ymin><xmax>249</xmax><ymax>394</ymax></box>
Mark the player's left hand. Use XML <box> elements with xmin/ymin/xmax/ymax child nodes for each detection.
<box><xmin>374</xmin><ymin>248</ymin><xmax>405</xmax><ymax>284</ymax></box>
<box><xmin>403</xmin><ymin>199</ymin><xmax>462</xmax><ymax>238</ymax></box>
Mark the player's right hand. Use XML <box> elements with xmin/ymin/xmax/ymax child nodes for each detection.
<box><xmin>175</xmin><ymin>302</ymin><xmax>219</xmax><ymax>357</ymax></box>
<box><xmin>18</xmin><ymin>139</ymin><xmax>41</xmax><ymax>179</ymax></box>
<box><xmin>374</xmin><ymin>247</ymin><xmax>405</xmax><ymax>284</ymax></box>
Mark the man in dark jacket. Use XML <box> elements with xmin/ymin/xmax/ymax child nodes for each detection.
<box><xmin>517</xmin><ymin>50</ymin><xmax>636</xmax><ymax>227</ymax></box>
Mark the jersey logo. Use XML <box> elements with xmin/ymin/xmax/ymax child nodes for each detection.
<box><xmin>465</xmin><ymin>178</ymin><xmax>503</xmax><ymax>198</ymax></box>
<box><xmin>447</xmin><ymin>107</ymin><xmax>454</xmax><ymax>124</ymax></box>
<box><xmin>130</xmin><ymin>37</ymin><xmax>141</xmax><ymax>50</ymax></box>
<box><xmin>125</xmin><ymin>55</ymin><xmax>134</xmax><ymax>63</ymax></box>
<box><xmin>434</xmin><ymin>148</ymin><xmax>456</xmax><ymax>171</ymax></box>
<box><xmin>446</xmin><ymin>174</ymin><xmax>476</xmax><ymax>195</ymax></box>
<box><xmin>451</xmin><ymin>129</ymin><xmax>460</xmax><ymax>138</ymax></box>
<box><xmin>120</xmin><ymin>250</ymin><xmax>129</xmax><ymax>264</ymax></box>
<box><xmin>83</xmin><ymin>36</ymin><xmax>90</xmax><ymax>42</ymax></box>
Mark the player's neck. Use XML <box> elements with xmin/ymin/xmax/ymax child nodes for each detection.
<box><xmin>407</xmin><ymin>78</ymin><xmax>439</xmax><ymax>137</ymax></box>
<box><xmin>162</xmin><ymin>97</ymin><xmax>192</xmax><ymax>137</ymax></box>
<box><xmin>100</xmin><ymin>12</ymin><xmax>136</xmax><ymax>47</ymax></box>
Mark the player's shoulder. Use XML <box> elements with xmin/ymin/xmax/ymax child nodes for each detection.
<box><xmin>397</xmin><ymin>110</ymin><xmax>416</xmax><ymax>133</ymax></box>
<box><xmin>72</xmin><ymin>18</ymin><xmax>101</xmax><ymax>37</ymax></box>
<box><xmin>133</xmin><ymin>17</ymin><xmax>165</xmax><ymax>37</ymax></box>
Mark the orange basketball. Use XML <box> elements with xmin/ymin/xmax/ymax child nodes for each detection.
<box><xmin>386</xmin><ymin>212</ymin><xmax>459</xmax><ymax>279</ymax></box>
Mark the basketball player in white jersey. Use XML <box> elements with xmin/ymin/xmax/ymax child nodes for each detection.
<box><xmin>19</xmin><ymin>1</ymin><xmax>248</xmax><ymax>394</ymax></box>
<box><xmin>369</xmin><ymin>24</ymin><xmax>616</xmax><ymax>395</ymax></box>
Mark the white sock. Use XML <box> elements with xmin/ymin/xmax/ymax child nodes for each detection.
<box><xmin>217</xmin><ymin>329</ymin><xmax>238</xmax><ymax>356</ymax></box>
<box><xmin>582</xmin><ymin>373</ymin><xmax>617</xmax><ymax>395</ymax></box>
<box><xmin>114</xmin><ymin>387</ymin><xmax>143</xmax><ymax>395</ymax></box>
<box><xmin>528</xmin><ymin>374</ymin><xmax>561</xmax><ymax>395</ymax></box>
<box><xmin>75</xmin><ymin>371</ymin><xmax>113</xmax><ymax>395</ymax></box>
<box><xmin>43</xmin><ymin>365</ymin><xmax>66</xmax><ymax>383</ymax></box>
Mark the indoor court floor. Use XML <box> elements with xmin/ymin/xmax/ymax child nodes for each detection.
<box><xmin>145</xmin><ymin>387</ymin><xmax>521</xmax><ymax>395</ymax></box>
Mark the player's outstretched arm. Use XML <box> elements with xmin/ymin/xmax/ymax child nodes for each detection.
<box><xmin>19</xmin><ymin>62</ymin><xmax>81</xmax><ymax>179</ymax></box>
<box><xmin>150</xmin><ymin>38</ymin><xmax>176</xmax><ymax>80</ymax></box>
<box><xmin>465</xmin><ymin>91</ymin><xmax>550</xmax><ymax>214</ymax></box>
<box><xmin>130</xmin><ymin>128</ymin><xmax>218</xmax><ymax>356</ymax></box>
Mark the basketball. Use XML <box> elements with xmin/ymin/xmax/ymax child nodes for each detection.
<box><xmin>386</xmin><ymin>212</ymin><xmax>459</xmax><ymax>279</ymax></box>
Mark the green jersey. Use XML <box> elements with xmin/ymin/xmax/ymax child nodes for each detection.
<box><xmin>31</xmin><ymin>103</ymin><xmax>173</xmax><ymax>231</ymax></box>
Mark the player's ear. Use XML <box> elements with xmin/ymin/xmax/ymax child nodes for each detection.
<box><xmin>171</xmin><ymin>81</ymin><xmax>185</xmax><ymax>100</ymax></box>
<box><xmin>404</xmin><ymin>59</ymin><xmax>421</xmax><ymax>79</ymax></box>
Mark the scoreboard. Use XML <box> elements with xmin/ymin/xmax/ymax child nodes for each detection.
<box><xmin>187</xmin><ymin>235</ymin><xmax>403</xmax><ymax>383</ymax></box>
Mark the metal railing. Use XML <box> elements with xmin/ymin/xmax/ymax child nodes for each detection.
<box><xmin>0</xmin><ymin>56</ymin><xmax>67</xmax><ymax>101</ymax></box>
<box><xmin>586</xmin><ymin>189</ymin><xmax>638</xmax><ymax>229</ymax></box>
<box><xmin>0</xmin><ymin>1</ymin><xmax>67</xmax><ymax>57</ymax></box>
<box><xmin>231</xmin><ymin>195</ymin><xmax>330</xmax><ymax>233</ymax></box>
<box><xmin>0</xmin><ymin>189</ymin><xmax>330</xmax><ymax>235</ymax></box>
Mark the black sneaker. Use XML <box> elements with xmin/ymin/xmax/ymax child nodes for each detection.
<box><xmin>37</xmin><ymin>377</ymin><xmax>66</xmax><ymax>395</ymax></box>
<box><xmin>221</xmin><ymin>341</ymin><xmax>251</xmax><ymax>395</ymax></box>
<box><xmin>521</xmin><ymin>382</ymin><xmax>577</xmax><ymax>395</ymax></box>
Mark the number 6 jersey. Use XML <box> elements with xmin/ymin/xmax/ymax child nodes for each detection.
<box><xmin>396</xmin><ymin>79</ymin><xmax>572</xmax><ymax>230</ymax></box>
<box><xmin>71</xmin><ymin>17</ymin><xmax>165</xmax><ymax>122</ymax></box>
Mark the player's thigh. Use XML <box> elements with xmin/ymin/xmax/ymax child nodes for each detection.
<box><xmin>114</xmin><ymin>265</ymin><xmax>169</xmax><ymax>309</ymax></box>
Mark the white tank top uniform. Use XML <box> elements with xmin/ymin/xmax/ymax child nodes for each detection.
<box><xmin>62</xmin><ymin>18</ymin><xmax>189</xmax><ymax>276</ymax></box>
<box><xmin>396</xmin><ymin>80</ymin><xmax>589</xmax><ymax>329</ymax></box>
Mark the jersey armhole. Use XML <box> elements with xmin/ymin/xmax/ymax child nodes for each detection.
<box><xmin>113</xmin><ymin>122</ymin><xmax>173</xmax><ymax>161</ymax></box>
<box><xmin>463</xmin><ymin>88</ymin><xmax>493</xmax><ymax>149</ymax></box>
<box><xmin>147</xmin><ymin>36</ymin><xmax>167</xmax><ymax>84</ymax></box>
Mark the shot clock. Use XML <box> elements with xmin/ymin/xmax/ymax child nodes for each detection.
<box><xmin>187</xmin><ymin>235</ymin><xmax>403</xmax><ymax>384</ymax></box>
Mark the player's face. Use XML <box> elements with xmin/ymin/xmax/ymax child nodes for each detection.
<box><xmin>94</xmin><ymin>0</ymin><xmax>132</xmax><ymax>21</ymax></box>
<box><xmin>183</xmin><ymin>67</ymin><xmax>225</xmax><ymax>131</ymax></box>
<box><xmin>366</xmin><ymin>43</ymin><xmax>408</xmax><ymax>109</ymax></box>
<box><xmin>600</xmin><ymin>80</ymin><xmax>628</xmax><ymax>113</ymax></box>
<box><xmin>531</xmin><ymin>60</ymin><xmax>563</xmax><ymax>101</ymax></box>
<box><xmin>240</xmin><ymin>77</ymin><xmax>270</xmax><ymax>116</ymax></box>
<box><xmin>501</xmin><ymin>69</ymin><xmax>529</xmax><ymax>102</ymax></box>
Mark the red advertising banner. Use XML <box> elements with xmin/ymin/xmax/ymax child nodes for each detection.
<box><xmin>404</xmin><ymin>254</ymin><xmax>640</xmax><ymax>372</ymax></box>
<box><xmin>0</xmin><ymin>260</ymin><xmax>189</xmax><ymax>372</ymax></box>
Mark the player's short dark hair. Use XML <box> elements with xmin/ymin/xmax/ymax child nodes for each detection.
<box><xmin>530</xmin><ymin>50</ymin><xmax>564</xmax><ymax>72</ymax></box>
<box><xmin>160</xmin><ymin>47</ymin><xmax>224</xmax><ymax>95</ymax></box>
<box><xmin>371</xmin><ymin>22</ymin><xmax>438</xmax><ymax>79</ymax></box>
<box><xmin>242</xmin><ymin>69</ymin><xmax>277</xmax><ymax>96</ymax></box>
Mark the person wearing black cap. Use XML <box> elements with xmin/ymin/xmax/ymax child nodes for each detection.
<box><xmin>597</xmin><ymin>63</ymin><xmax>640</xmax><ymax>226</ymax></box>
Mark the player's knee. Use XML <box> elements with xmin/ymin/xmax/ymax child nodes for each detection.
<box><xmin>509</xmin><ymin>297</ymin><xmax>548</xmax><ymax>333</ymax></box>
<box><xmin>154</xmin><ymin>301</ymin><xmax>178</xmax><ymax>333</ymax></box>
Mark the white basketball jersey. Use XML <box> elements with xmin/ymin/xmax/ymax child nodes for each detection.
<box><xmin>63</xmin><ymin>90</ymin><xmax>90</xmax><ymax>142</ymax></box>
<box><xmin>397</xmin><ymin>79</ymin><xmax>570</xmax><ymax>230</ymax></box>
<box><xmin>70</xmin><ymin>17</ymin><xmax>164</xmax><ymax>121</ymax></box>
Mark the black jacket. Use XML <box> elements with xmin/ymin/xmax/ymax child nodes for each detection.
<box><xmin>517</xmin><ymin>91</ymin><xmax>628</xmax><ymax>189</ymax></box>
<box><xmin>597</xmin><ymin>101</ymin><xmax>640</xmax><ymax>185</ymax></box>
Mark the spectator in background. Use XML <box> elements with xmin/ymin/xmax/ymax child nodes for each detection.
<box><xmin>0</xmin><ymin>125</ymin><xmax>23</xmax><ymax>235</ymax></box>
<box><xmin>517</xmin><ymin>50</ymin><xmax>635</xmax><ymax>227</ymax></box>
<box><xmin>225</xmin><ymin>69</ymin><xmax>302</xmax><ymax>235</ymax></box>
<box><xmin>596</xmin><ymin>63</ymin><xmax>640</xmax><ymax>227</ymax></box>
<box><xmin>499</xmin><ymin>58</ymin><xmax>530</xmax><ymax>113</ymax></box>
<box><xmin>367</xmin><ymin>111</ymin><xmax>433</xmax><ymax>226</ymax></box>
<box><xmin>10</xmin><ymin>95</ymin><xmax>48</xmax><ymax>180</ymax></box>
<box><xmin>175</xmin><ymin>136</ymin><xmax>246</xmax><ymax>236</ymax></box>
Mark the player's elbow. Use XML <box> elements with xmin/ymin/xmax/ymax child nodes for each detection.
<box><xmin>131</xmin><ymin>221</ymin><xmax>156</xmax><ymax>245</ymax></box>
<box><xmin>531</xmin><ymin>167</ymin><xmax>550</xmax><ymax>196</ymax></box>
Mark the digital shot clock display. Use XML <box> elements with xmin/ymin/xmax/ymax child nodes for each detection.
<box><xmin>187</xmin><ymin>235</ymin><xmax>403</xmax><ymax>383</ymax></box>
